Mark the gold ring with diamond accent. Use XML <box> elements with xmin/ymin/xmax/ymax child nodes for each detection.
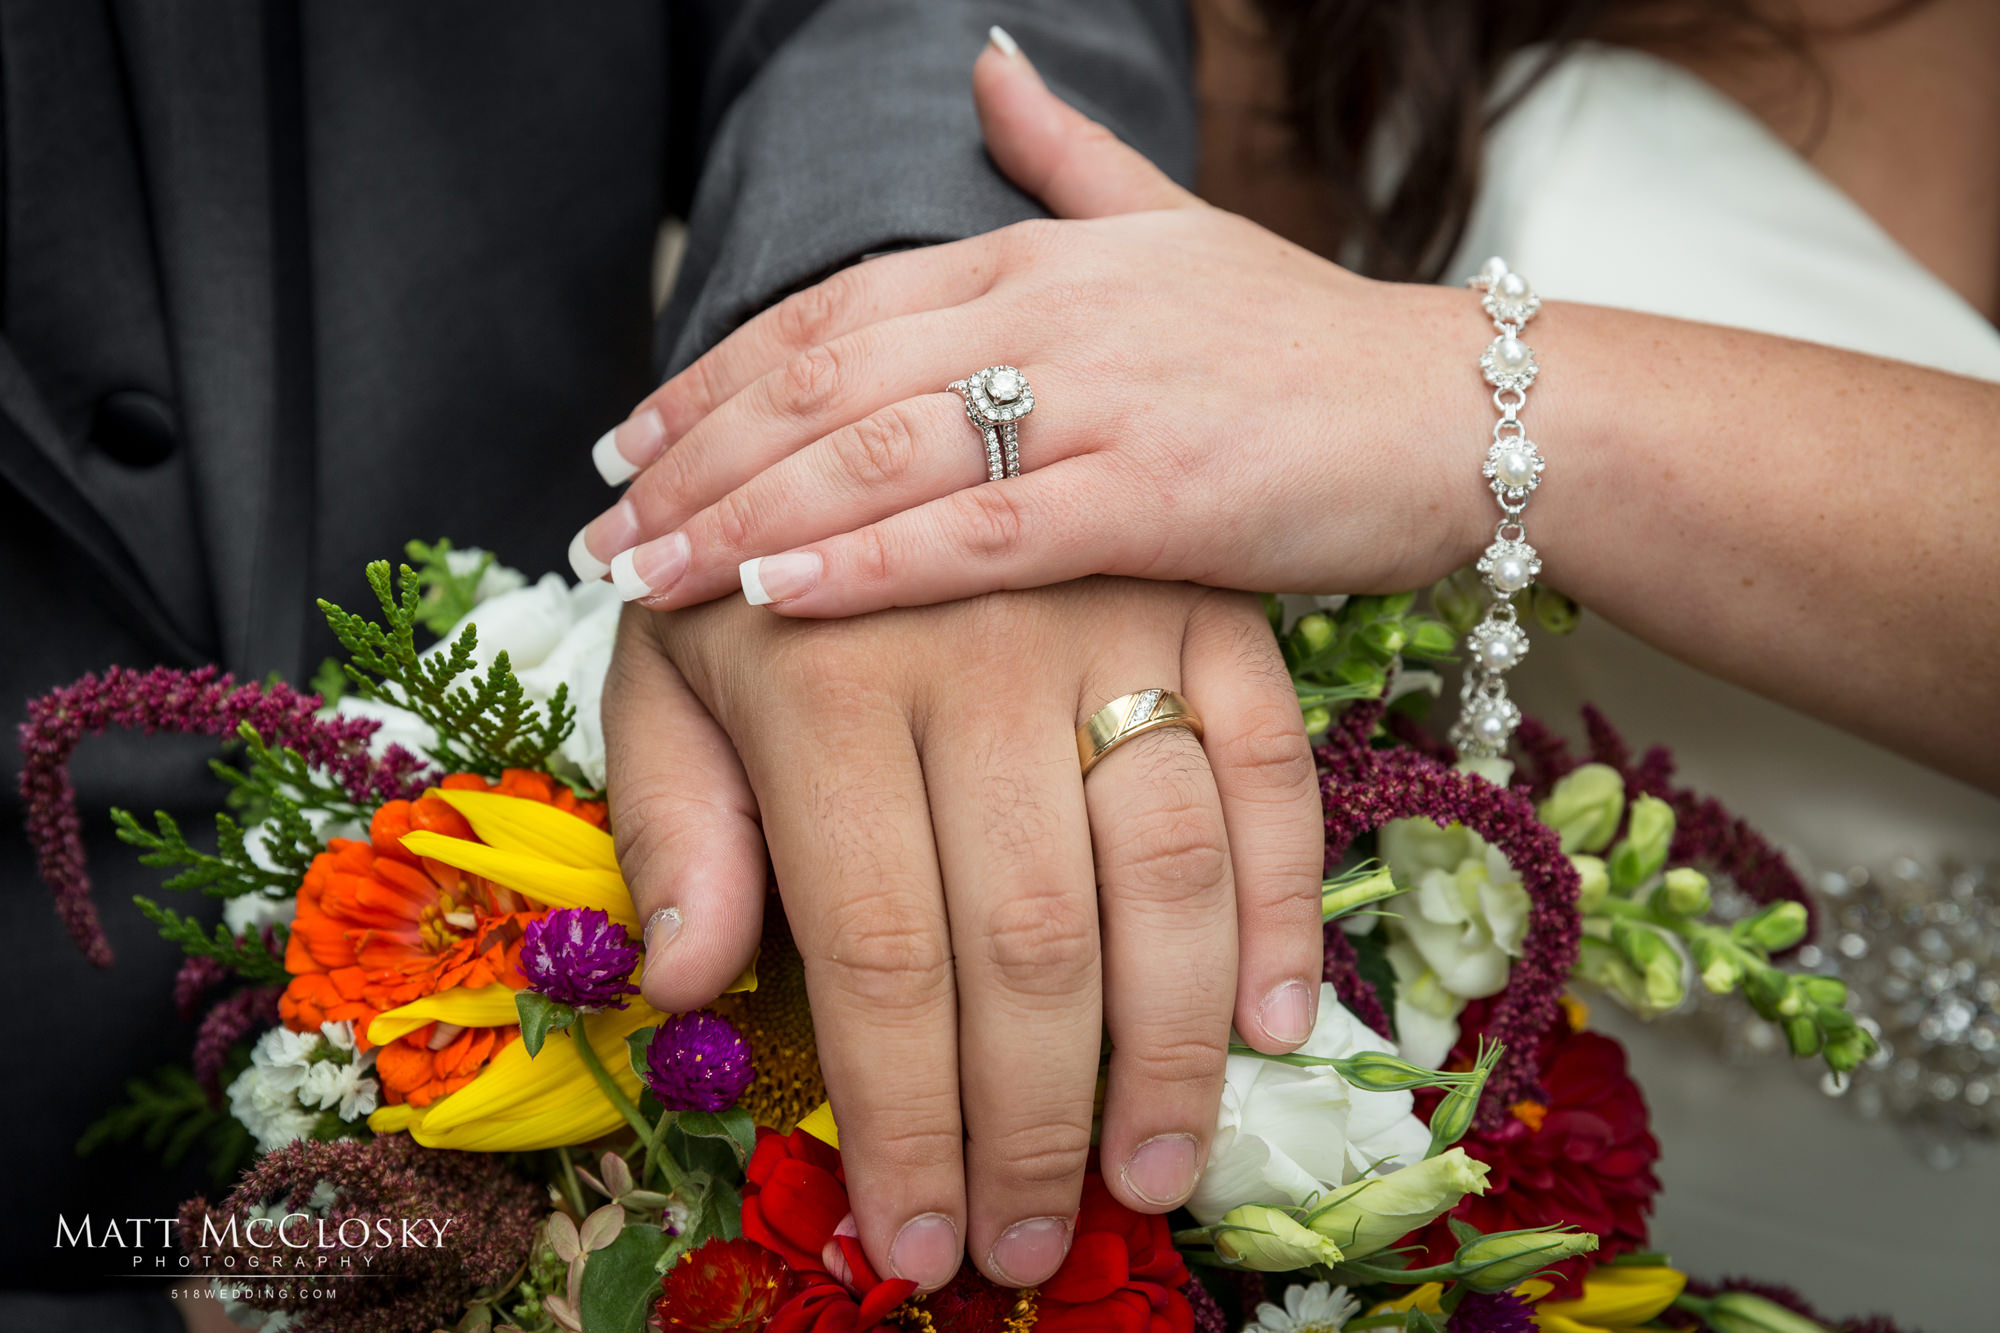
<box><xmin>1077</xmin><ymin>689</ymin><xmax>1203</xmax><ymax>776</ymax></box>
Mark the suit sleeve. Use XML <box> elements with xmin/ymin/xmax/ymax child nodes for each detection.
<box><xmin>658</xmin><ymin>0</ymin><xmax>1195</xmax><ymax>375</ymax></box>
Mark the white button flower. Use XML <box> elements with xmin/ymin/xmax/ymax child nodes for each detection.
<box><xmin>1246</xmin><ymin>1281</ymin><xmax>1360</xmax><ymax>1332</ymax></box>
<box><xmin>1187</xmin><ymin>985</ymin><xmax>1432</xmax><ymax>1225</ymax></box>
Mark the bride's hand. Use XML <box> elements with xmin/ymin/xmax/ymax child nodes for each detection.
<box><xmin>571</xmin><ymin>37</ymin><xmax>1488</xmax><ymax>616</ymax></box>
<box><xmin>602</xmin><ymin>579</ymin><xmax>1324</xmax><ymax>1291</ymax></box>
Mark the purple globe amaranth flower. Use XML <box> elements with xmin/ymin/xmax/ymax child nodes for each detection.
<box><xmin>644</xmin><ymin>1010</ymin><xmax>754</xmax><ymax>1112</ymax></box>
<box><xmin>519</xmin><ymin>907</ymin><xmax>641</xmax><ymax>1011</ymax></box>
<box><xmin>1447</xmin><ymin>1290</ymin><xmax>1537</xmax><ymax>1333</ymax></box>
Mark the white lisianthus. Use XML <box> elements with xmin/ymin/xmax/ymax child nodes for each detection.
<box><xmin>1246</xmin><ymin>1282</ymin><xmax>1360</xmax><ymax>1333</ymax></box>
<box><xmin>1382</xmin><ymin>937</ymin><xmax>1462</xmax><ymax>1070</ymax></box>
<box><xmin>1187</xmin><ymin>985</ymin><xmax>1432</xmax><ymax>1225</ymax></box>
<box><xmin>1378</xmin><ymin>818</ymin><xmax>1530</xmax><ymax>1001</ymax></box>
<box><xmin>330</xmin><ymin>561</ymin><xmax>623</xmax><ymax>787</ymax></box>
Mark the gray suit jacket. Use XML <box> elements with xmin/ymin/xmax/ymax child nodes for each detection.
<box><xmin>0</xmin><ymin>0</ymin><xmax>1193</xmax><ymax>1309</ymax></box>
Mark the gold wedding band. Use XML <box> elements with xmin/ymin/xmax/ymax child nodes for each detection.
<box><xmin>1077</xmin><ymin>689</ymin><xmax>1203</xmax><ymax>776</ymax></box>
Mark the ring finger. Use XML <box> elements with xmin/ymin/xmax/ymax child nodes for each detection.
<box><xmin>1077</xmin><ymin>654</ymin><xmax>1238</xmax><ymax>1215</ymax></box>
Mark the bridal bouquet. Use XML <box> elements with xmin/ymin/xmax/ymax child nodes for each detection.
<box><xmin>20</xmin><ymin>545</ymin><xmax>1914</xmax><ymax>1333</ymax></box>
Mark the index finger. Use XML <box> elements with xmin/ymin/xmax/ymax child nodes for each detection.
<box><xmin>595</xmin><ymin>242</ymin><xmax>1004</xmax><ymax>485</ymax></box>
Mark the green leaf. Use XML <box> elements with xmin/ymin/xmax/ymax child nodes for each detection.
<box><xmin>676</xmin><ymin>1108</ymin><xmax>756</xmax><ymax>1166</ymax></box>
<box><xmin>318</xmin><ymin>559</ymin><xmax>573</xmax><ymax>778</ymax></box>
<box><xmin>578</xmin><ymin>1224</ymin><xmax>671</xmax><ymax>1333</ymax></box>
<box><xmin>628</xmin><ymin>1028</ymin><xmax>656</xmax><ymax>1082</ymax></box>
<box><xmin>516</xmin><ymin>992</ymin><xmax>577</xmax><ymax>1059</ymax></box>
<box><xmin>1448</xmin><ymin>1217</ymin><xmax>1483</xmax><ymax>1246</ymax></box>
<box><xmin>132</xmin><ymin>897</ymin><xmax>289</xmax><ymax>984</ymax></box>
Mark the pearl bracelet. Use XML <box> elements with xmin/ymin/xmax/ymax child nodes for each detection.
<box><xmin>1451</xmin><ymin>256</ymin><xmax>1545</xmax><ymax>758</ymax></box>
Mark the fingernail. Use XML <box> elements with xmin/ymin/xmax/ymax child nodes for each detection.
<box><xmin>609</xmin><ymin>532</ymin><xmax>690</xmax><ymax>602</ymax></box>
<box><xmin>1258</xmin><ymin>979</ymin><xmax>1317</xmax><ymax>1047</ymax></box>
<box><xmin>988</xmin><ymin>1216</ymin><xmax>1071</xmax><ymax>1287</ymax></box>
<box><xmin>739</xmin><ymin>552</ymin><xmax>821</xmax><ymax>606</ymax></box>
<box><xmin>592</xmin><ymin>408</ymin><xmax>668</xmax><ymax>486</ymax></box>
<box><xmin>1121</xmin><ymin>1134</ymin><xmax>1199</xmax><ymax>1208</ymax></box>
<box><xmin>568</xmin><ymin>528</ymin><xmax>609</xmax><ymax>583</ymax></box>
<box><xmin>821</xmin><ymin>1214</ymin><xmax>858</xmax><ymax>1287</ymax></box>
<box><xmin>889</xmin><ymin>1213</ymin><xmax>960</xmax><ymax>1290</ymax></box>
<box><xmin>641</xmin><ymin>908</ymin><xmax>683</xmax><ymax>986</ymax></box>
<box><xmin>987</xmin><ymin>25</ymin><xmax>1023</xmax><ymax>61</ymax></box>
<box><xmin>579</xmin><ymin>498</ymin><xmax>643</xmax><ymax>578</ymax></box>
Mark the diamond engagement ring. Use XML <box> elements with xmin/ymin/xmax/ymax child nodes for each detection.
<box><xmin>1077</xmin><ymin>689</ymin><xmax>1203</xmax><ymax>776</ymax></box>
<box><xmin>948</xmin><ymin>365</ymin><xmax>1034</xmax><ymax>481</ymax></box>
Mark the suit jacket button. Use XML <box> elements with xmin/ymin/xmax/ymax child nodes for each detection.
<box><xmin>92</xmin><ymin>390</ymin><xmax>179</xmax><ymax>468</ymax></box>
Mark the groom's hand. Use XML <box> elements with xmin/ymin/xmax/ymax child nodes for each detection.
<box><xmin>601</xmin><ymin>580</ymin><xmax>1323</xmax><ymax>1291</ymax></box>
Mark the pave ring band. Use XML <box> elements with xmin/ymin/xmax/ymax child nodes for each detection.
<box><xmin>1077</xmin><ymin>689</ymin><xmax>1203</xmax><ymax>777</ymax></box>
<box><xmin>948</xmin><ymin>365</ymin><xmax>1034</xmax><ymax>481</ymax></box>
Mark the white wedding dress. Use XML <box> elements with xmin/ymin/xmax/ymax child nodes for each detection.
<box><xmin>1443</xmin><ymin>45</ymin><xmax>2000</xmax><ymax>1329</ymax></box>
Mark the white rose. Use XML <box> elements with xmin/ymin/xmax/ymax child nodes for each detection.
<box><xmin>1378</xmin><ymin>819</ymin><xmax>1529</xmax><ymax>1001</ymax></box>
<box><xmin>435</xmin><ymin>571</ymin><xmax>574</xmax><ymax>671</ymax></box>
<box><xmin>1187</xmin><ymin>985</ymin><xmax>1433</xmax><ymax>1224</ymax></box>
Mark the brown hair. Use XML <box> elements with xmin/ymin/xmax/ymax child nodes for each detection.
<box><xmin>1248</xmin><ymin>0</ymin><xmax>1928</xmax><ymax>281</ymax></box>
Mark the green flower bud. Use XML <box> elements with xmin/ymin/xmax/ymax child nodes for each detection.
<box><xmin>1407</xmin><ymin>619</ymin><xmax>1458</xmax><ymax>658</ymax></box>
<box><xmin>1302</xmin><ymin>705</ymin><xmax>1332</xmax><ymax>737</ymax></box>
<box><xmin>1705</xmin><ymin>1291</ymin><xmax>1835</xmax><ymax>1333</ymax></box>
<box><xmin>1823</xmin><ymin>1027</ymin><xmax>1877</xmax><ymax>1075</ymax></box>
<box><xmin>1531</xmin><ymin>586</ymin><xmax>1582</xmax><ymax>635</ymax></box>
<box><xmin>1571</xmin><ymin>855</ymin><xmax>1610</xmax><ymax>914</ymax></box>
<box><xmin>1451</xmin><ymin>1227</ymin><xmax>1599</xmax><ymax>1291</ymax></box>
<box><xmin>1743</xmin><ymin>965</ymin><xmax>1788</xmax><ymax>1020</ymax></box>
<box><xmin>1323</xmin><ymin>1051</ymin><xmax>1460</xmax><ymax>1093</ymax></box>
<box><xmin>1359</xmin><ymin>621</ymin><xmax>1408</xmax><ymax>660</ymax></box>
<box><xmin>1654</xmin><ymin>867</ymin><xmax>1712</xmax><ymax>918</ymax></box>
<box><xmin>1307</xmin><ymin>1149</ymin><xmax>1490</xmax><ymax>1259</ymax></box>
<box><xmin>1294</xmin><ymin>613</ymin><xmax>1336</xmax><ymax>656</ymax></box>
<box><xmin>1335</xmin><ymin>657</ymin><xmax>1387</xmax><ymax>693</ymax></box>
<box><xmin>1735</xmin><ymin>901</ymin><xmax>1809</xmax><ymax>953</ymax></box>
<box><xmin>1379</xmin><ymin>591</ymin><xmax>1418</xmax><ymax>618</ymax></box>
<box><xmin>1212</xmin><ymin>1204</ymin><xmax>1346</xmax><ymax>1271</ymax></box>
<box><xmin>1427</xmin><ymin>1075</ymin><xmax>1485</xmax><ymax>1156</ymax></box>
<box><xmin>1537</xmin><ymin>765</ymin><xmax>1627</xmax><ymax>854</ymax></box>
<box><xmin>1782</xmin><ymin>1014</ymin><xmax>1824</xmax><ymax>1057</ymax></box>
<box><xmin>1321</xmin><ymin>864</ymin><xmax>1400</xmax><ymax>920</ymax></box>
<box><xmin>1608</xmin><ymin>794</ymin><xmax>1675</xmax><ymax>892</ymax></box>
<box><xmin>1690</xmin><ymin>934</ymin><xmax>1745</xmax><ymax>994</ymax></box>
<box><xmin>1797</xmin><ymin>975</ymin><xmax>1848</xmax><ymax>1009</ymax></box>
<box><xmin>1575</xmin><ymin>938</ymin><xmax>1651</xmax><ymax>1014</ymax></box>
<box><xmin>1611</xmin><ymin>919</ymin><xmax>1686</xmax><ymax>1013</ymax></box>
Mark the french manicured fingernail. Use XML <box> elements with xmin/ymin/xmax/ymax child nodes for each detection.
<box><xmin>820</xmin><ymin>1214</ymin><xmax>858</xmax><ymax>1287</ymax></box>
<box><xmin>610</xmin><ymin>532</ymin><xmax>690</xmax><ymax>602</ymax></box>
<box><xmin>640</xmin><ymin>907</ymin><xmax>682</xmax><ymax>985</ymax></box>
<box><xmin>987</xmin><ymin>25</ymin><xmax>1022</xmax><ymax>61</ymax></box>
<box><xmin>988</xmin><ymin>1216</ymin><xmax>1071</xmax><ymax>1287</ymax></box>
<box><xmin>1122</xmin><ymin>1134</ymin><xmax>1199</xmax><ymax>1208</ymax></box>
<box><xmin>577</xmin><ymin>499</ymin><xmax>643</xmax><ymax>582</ymax></box>
<box><xmin>739</xmin><ymin>552</ymin><xmax>821</xmax><ymax>606</ymax></box>
<box><xmin>592</xmin><ymin>408</ymin><xmax>668</xmax><ymax>486</ymax></box>
<box><xmin>1258</xmin><ymin>979</ymin><xmax>1317</xmax><ymax>1047</ymax></box>
<box><xmin>890</xmin><ymin>1213</ymin><xmax>960</xmax><ymax>1290</ymax></box>
<box><xmin>568</xmin><ymin>528</ymin><xmax>609</xmax><ymax>583</ymax></box>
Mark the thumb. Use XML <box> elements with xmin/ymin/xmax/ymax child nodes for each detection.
<box><xmin>601</xmin><ymin>608</ymin><xmax>766</xmax><ymax>1013</ymax></box>
<box><xmin>974</xmin><ymin>26</ymin><xmax>1199</xmax><ymax>219</ymax></box>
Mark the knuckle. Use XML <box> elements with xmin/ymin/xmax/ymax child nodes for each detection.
<box><xmin>980</xmin><ymin>1120</ymin><xmax>1093</xmax><ymax>1189</ymax></box>
<box><xmin>814</xmin><ymin>893</ymin><xmax>953</xmax><ymax>1011</ymax></box>
<box><xmin>980</xmin><ymin>889</ymin><xmax>1098</xmax><ymax>998</ymax></box>
<box><xmin>861</xmin><ymin>1107</ymin><xmax>965</xmax><ymax>1175</ymax></box>
<box><xmin>1213</xmin><ymin>706</ymin><xmax>1316</xmax><ymax>796</ymax></box>
<box><xmin>998</xmin><ymin>216</ymin><xmax>1067</xmax><ymax>263</ymax></box>
<box><xmin>950</xmin><ymin>484</ymin><xmax>1028</xmax><ymax>560</ymax></box>
<box><xmin>1121</xmin><ymin>1025</ymin><xmax>1229</xmax><ymax>1090</ymax></box>
<box><xmin>707</xmin><ymin>486</ymin><xmax>762</xmax><ymax>554</ymax></box>
<box><xmin>660</xmin><ymin>359</ymin><xmax>716</xmax><ymax>430</ymax></box>
<box><xmin>778</xmin><ymin>341</ymin><xmax>848</xmax><ymax>418</ymax></box>
<box><xmin>1103</xmin><ymin>781</ymin><xmax>1230</xmax><ymax>905</ymax></box>
<box><xmin>843</xmin><ymin>524</ymin><xmax>897</xmax><ymax>591</ymax></box>
<box><xmin>772</xmin><ymin>279</ymin><xmax>845</xmax><ymax>352</ymax></box>
<box><xmin>837</xmin><ymin>407</ymin><xmax>919</xmax><ymax>489</ymax></box>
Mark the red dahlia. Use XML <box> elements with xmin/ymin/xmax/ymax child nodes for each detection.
<box><xmin>1410</xmin><ymin>1022</ymin><xmax>1661</xmax><ymax>1296</ymax></box>
<box><xmin>738</xmin><ymin>1128</ymin><xmax>915</xmax><ymax>1332</ymax></box>
<box><xmin>654</xmin><ymin>1237</ymin><xmax>796</xmax><ymax>1332</ymax></box>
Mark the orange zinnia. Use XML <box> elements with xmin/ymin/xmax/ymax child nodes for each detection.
<box><xmin>279</xmin><ymin>769</ymin><xmax>607</xmax><ymax>1107</ymax></box>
